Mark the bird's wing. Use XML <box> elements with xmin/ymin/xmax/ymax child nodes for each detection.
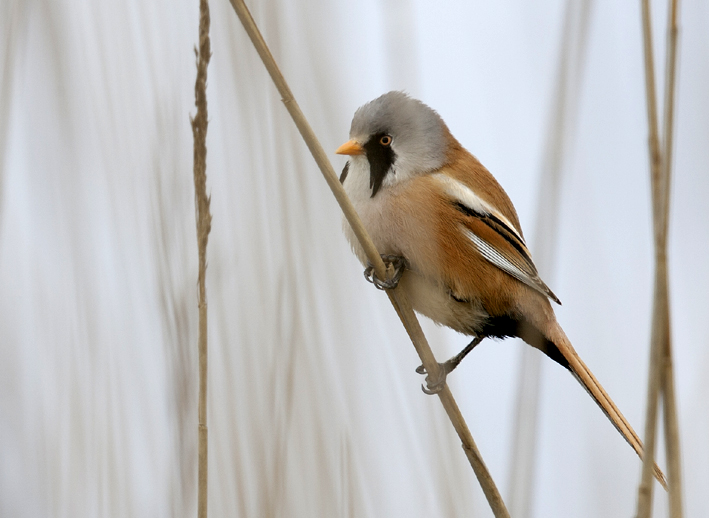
<box><xmin>432</xmin><ymin>173</ymin><xmax>561</xmax><ymax>304</ymax></box>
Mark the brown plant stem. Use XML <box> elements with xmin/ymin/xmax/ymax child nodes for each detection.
<box><xmin>226</xmin><ymin>1</ymin><xmax>510</xmax><ymax>516</ymax></box>
<box><xmin>636</xmin><ymin>0</ymin><xmax>663</xmax><ymax>511</ymax></box>
<box><xmin>191</xmin><ymin>0</ymin><xmax>212</xmax><ymax>517</ymax></box>
<box><xmin>660</xmin><ymin>1</ymin><xmax>683</xmax><ymax>516</ymax></box>
<box><xmin>637</xmin><ymin>0</ymin><xmax>682</xmax><ymax>516</ymax></box>
<box><xmin>636</xmin><ymin>0</ymin><xmax>664</xmax><ymax>513</ymax></box>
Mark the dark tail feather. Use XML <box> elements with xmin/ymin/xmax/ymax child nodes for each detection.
<box><xmin>518</xmin><ymin>320</ymin><xmax>668</xmax><ymax>490</ymax></box>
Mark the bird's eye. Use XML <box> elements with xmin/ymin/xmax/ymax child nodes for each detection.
<box><xmin>380</xmin><ymin>135</ymin><xmax>392</xmax><ymax>146</ymax></box>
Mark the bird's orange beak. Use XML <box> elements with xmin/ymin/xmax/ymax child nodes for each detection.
<box><xmin>335</xmin><ymin>140</ymin><xmax>365</xmax><ymax>156</ymax></box>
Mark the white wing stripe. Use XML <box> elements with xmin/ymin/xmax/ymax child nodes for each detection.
<box><xmin>432</xmin><ymin>173</ymin><xmax>525</xmax><ymax>245</ymax></box>
<box><xmin>461</xmin><ymin>227</ymin><xmax>544</xmax><ymax>295</ymax></box>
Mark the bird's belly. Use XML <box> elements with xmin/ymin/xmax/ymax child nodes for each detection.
<box><xmin>398</xmin><ymin>271</ymin><xmax>488</xmax><ymax>336</ymax></box>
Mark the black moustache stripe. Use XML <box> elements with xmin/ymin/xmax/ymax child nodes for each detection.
<box><xmin>339</xmin><ymin>162</ymin><xmax>350</xmax><ymax>184</ymax></box>
<box><xmin>363</xmin><ymin>132</ymin><xmax>396</xmax><ymax>197</ymax></box>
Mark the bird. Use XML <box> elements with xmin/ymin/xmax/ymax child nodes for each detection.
<box><xmin>335</xmin><ymin>90</ymin><xmax>665</xmax><ymax>488</ymax></box>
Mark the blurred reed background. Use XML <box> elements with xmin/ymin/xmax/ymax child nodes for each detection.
<box><xmin>1</xmin><ymin>0</ymin><xmax>708</xmax><ymax>516</ymax></box>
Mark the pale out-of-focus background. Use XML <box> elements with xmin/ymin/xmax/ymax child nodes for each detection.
<box><xmin>1</xmin><ymin>0</ymin><xmax>707</xmax><ymax>516</ymax></box>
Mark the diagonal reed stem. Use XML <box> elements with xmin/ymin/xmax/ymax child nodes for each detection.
<box><xmin>226</xmin><ymin>1</ymin><xmax>510</xmax><ymax>516</ymax></box>
<box><xmin>637</xmin><ymin>0</ymin><xmax>682</xmax><ymax>516</ymax></box>
<box><xmin>191</xmin><ymin>0</ymin><xmax>212</xmax><ymax>516</ymax></box>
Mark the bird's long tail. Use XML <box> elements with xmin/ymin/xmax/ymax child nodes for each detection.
<box><xmin>527</xmin><ymin>321</ymin><xmax>667</xmax><ymax>490</ymax></box>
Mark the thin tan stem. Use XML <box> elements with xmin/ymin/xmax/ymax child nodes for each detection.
<box><xmin>227</xmin><ymin>0</ymin><xmax>384</xmax><ymax>280</ymax></box>
<box><xmin>637</xmin><ymin>0</ymin><xmax>682</xmax><ymax>514</ymax></box>
<box><xmin>662</xmin><ymin>336</ymin><xmax>682</xmax><ymax>518</ymax></box>
<box><xmin>661</xmin><ymin>0</ymin><xmax>679</xmax><ymax>234</ymax></box>
<box><xmin>191</xmin><ymin>0</ymin><xmax>212</xmax><ymax>516</ymax></box>
<box><xmin>637</xmin><ymin>0</ymin><xmax>664</xmax><ymax>515</ymax></box>
<box><xmin>226</xmin><ymin>1</ymin><xmax>509</xmax><ymax>516</ymax></box>
<box><xmin>384</xmin><ymin>288</ymin><xmax>509</xmax><ymax>516</ymax></box>
<box><xmin>660</xmin><ymin>0</ymin><xmax>683</xmax><ymax>516</ymax></box>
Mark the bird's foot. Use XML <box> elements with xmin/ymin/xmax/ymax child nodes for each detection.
<box><xmin>363</xmin><ymin>255</ymin><xmax>407</xmax><ymax>290</ymax></box>
<box><xmin>415</xmin><ymin>336</ymin><xmax>484</xmax><ymax>395</ymax></box>
<box><xmin>415</xmin><ymin>361</ymin><xmax>455</xmax><ymax>395</ymax></box>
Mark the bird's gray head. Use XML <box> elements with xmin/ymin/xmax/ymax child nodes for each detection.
<box><xmin>337</xmin><ymin>91</ymin><xmax>448</xmax><ymax>197</ymax></box>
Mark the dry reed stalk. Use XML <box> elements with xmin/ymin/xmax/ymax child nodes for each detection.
<box><xmin>637</xmin><ymin>0</ymin><xmax>682</xmax><ymax>516</ymax></box>
<box><xmin>660</xmin><ymin>1</ymin><xmax>683</xmax><ymax>516</ymax></box>
<box><xmin>191</xmin><ymin>0</ymin><xmax>212</xmax><ymax>516</ymax></box>
<box><xmin>636</xmin><ymin>1</ymin><xmax>663</xmax><ymax>513</ymax></box>
<box><xmin>226</xmin><ymin>1</ymin><xmax>510</xmax><ymax>516</ymax></box>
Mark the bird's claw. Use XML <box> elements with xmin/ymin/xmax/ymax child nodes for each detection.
<box><xmin>363</xmin><ymin>255</ymin><xmax>407</xmax><ymax>290</ymax></box>
<box><xmin>416</xmin><ymin>336</ymin><xmax>484</xmax><ymax>394</ymax></box>
<box><xmin>417</xmin><ymin>362</ymin><xmax>451</xmax><ymax>395</ymax></box>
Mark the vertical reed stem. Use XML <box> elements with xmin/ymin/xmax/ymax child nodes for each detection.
<box><xmin>660</xmin><ymin>1</ymin><xmax>683</xmax><ymax>516</ymax></box>
<box><xmin>637</xmin><ymin>0</ymin><xmax>682</xmax><ymax>516</ymax></box>
<box><xmin>636</xmin><ymin>0</ymin><xmax>664</xmax><ymax>514</ymax></box>
<box><xmin>191</xmin><ymin>0</ymin><xmax>212</xmax><ymax>516</ymax></box>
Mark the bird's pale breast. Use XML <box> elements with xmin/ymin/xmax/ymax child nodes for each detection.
<box><xmin>342</xmin><ymin>158</ymin><xmax>489</xmax><ymax>334</ymax></box>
